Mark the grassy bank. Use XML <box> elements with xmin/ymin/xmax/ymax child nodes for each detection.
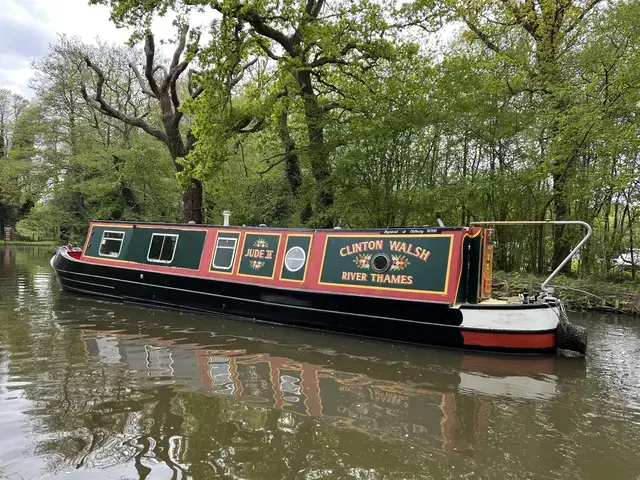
<box><xmin>0</xmin><ymin>464</ymin><xmax>24</xmax><ymax>480</ymax></box>
<box><xmin>2</xmin><ymin>240</ymin><xmax>58</xmax><ymax>246</ymax></box>
<box><xmin>492</xmin><ymin>271</ymin><xmax>640</xmax><ymax>315</ymax></box>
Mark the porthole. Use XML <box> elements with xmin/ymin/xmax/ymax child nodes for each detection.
<box><xmin>285</xmin><ymin>246</ymin><xmax>306</xmax><ymax>272</ymax></box>
<box><xmin>371</xmin><ymin>253</ymin><xmax>390</xmax><ymax>273</ymax></box>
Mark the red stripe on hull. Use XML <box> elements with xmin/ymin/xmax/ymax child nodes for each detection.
<box><xmin>460</xmin><ymin>355</ymin><xmax>556</xmax><ymax>375</ymax></box>
<box><xmin>462</xmin><ymin>331</ymin><xmax>556</xmax><ymax>350</ymax></box>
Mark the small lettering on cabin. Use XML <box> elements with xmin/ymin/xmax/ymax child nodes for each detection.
<box><xmin>245</xmin><ymin>248</ymin><xmax>274</xmax><ymax>259</ymax></box>
<box><xmin>382</xmin><ymin>228</ymin><xmax>439</xmax><ymax>235</ymax></box>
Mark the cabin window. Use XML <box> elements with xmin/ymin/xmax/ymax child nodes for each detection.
<box><xmin>284</xmin><ymin>246</ymin><xmax>306</xmax><ymax>272</ymax></box>
<box><xmin>147</xmin><ymin>233</ymin><xmax>179</xmax><ymax>263</ymax></box>
<box><xmin>99</xmin><ymin>231</ymin><xmax>125</xmax><ymax>258</ymax></box>
<box><xmin>212</xmin><ymin>236</ymin><xmax>237</xmax><ymax>270</ymax></box>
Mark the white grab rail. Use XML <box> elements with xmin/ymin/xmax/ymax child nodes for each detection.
<box><xmin>469</xmin><ymin>220</ymin><xmax>592</xmax><ymax>292</ymax></box>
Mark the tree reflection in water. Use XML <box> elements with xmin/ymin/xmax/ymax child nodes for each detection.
<box><xmin>16</xmin><ymin>311</ymin><xmax>567</xmax><ymax>479</ymax></box>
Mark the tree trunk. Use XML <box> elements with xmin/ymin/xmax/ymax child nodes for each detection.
<box><xmin>167</xmin><ymin>134</ymin><xmax>204</xmax><ymax>224</ymax></box>
<box><xmin>167</xmin><ymin>142</ymin><xmax>204</xmax><ymax>223</ymax></box>
<box><xmin>628</xmin><ymin>204</ymin><xmax>635</xmax><ymax>280</ymax></box>
<box><xmin>277</xmin><ymin>111</ymin><xmax>302</xmax><ymax>197</ymax></box>
<box><xmin>182</xmin><ymin>179</ymin><xmax>203</xmax><ymax>224</ymax></box>
<box><xmin>298</xmin><ymin>71</ymin><xmax>333</xmax><ymax>228</ymax></box>
<box><xmin>551</xmin><ymin>171</ymin><xmax>571</xmax><ymax>272</ymax></box>
<box><xmin>0</xmin><ymin>119</ymin><xmax>5</xmax><ymax>157</ymax></box>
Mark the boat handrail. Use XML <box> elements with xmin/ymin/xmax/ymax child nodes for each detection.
<box><xmin>469</xmin><ymin>220</ymin><xmax>593</xmax><ymax>292</ymax></box>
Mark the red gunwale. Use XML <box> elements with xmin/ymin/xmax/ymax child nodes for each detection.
<box><xmin>79</xmin><ymin>221</ymin><xmax>475</xmax><ymax>305</ymax></box>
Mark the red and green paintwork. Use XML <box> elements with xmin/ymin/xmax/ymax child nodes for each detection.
<box><xmin>81</xmin><ymin>222</ymin><xmax>490</xmax><ymax>305</ymax></box>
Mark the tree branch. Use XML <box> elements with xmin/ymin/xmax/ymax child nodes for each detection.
<box><xmin>564</xmin><ymin>0</ymin><xmax>603</xmax><ymax>35</ymax></box>
<box><xmin>308</xmin><ymin>0</ymin><xmax>325</xmax><ymax>19</ymax></box>
<box><xmin>465</xmin><ymin>18</ymin><xmax>502</xmax><ymax>54</ymax></box>
<box><xmin>230</xmin><ymin>57</ymin><xmax>259</xmax><ymax>87</ymax></box>
<box><xmin>170</xmin><ymin>81</ymin><xmax>181</xmax><ymax>112</ymax></box>
<box><xmin>82</xmin><ymin>56</ymin><xmax>168</xmax><ymax>143</ymax></box>
<box><xmin>143</xmin><ymin>34</ymin><xmax>161</xmax><ymax>97</ymax></box>
<box><xmin>309</xmin><ymin>56</ymin><xmax>350</xmax><ymax>68</ymax></box>
<box><xmin>170</xmin><ymin>25</ymin><xmax>189</xmax><ymax>71</ymax></box>
<box><xmin>498</xmin><ymin>0</ymin><xmax>539</xmax><ymax>40</ymax></box>
<box><xmin>258</xmin><ymin>155</ymin><xmax>288</xmax><ymax>175</ymax></box>
<box><xmin>256</xmin><ymin>38</ymin><xmax>282</xmax><ymax>60</ymax></box>
<box><xmin>128</xmin><ymin>62</ymin><xmax>157</xmax><ymax>98</ymax></box>
<box><xmin>188</xmin><ymin>69</ymin><xmax>205</xmax><ymax>99</ymax></box>
<box><xmin>162</xmin><ymin>29</ymin><xmax>200</xmax><ymax>94</ymax></box>
<box><xmin>242</xmin><ymin>11</ymin><xmax>296</xmax><ymax>56</ymax></box>
<box><xmin>237</xmin><ymin>118</ymin><xmax>265</xmax><ymax>134</ymax></box>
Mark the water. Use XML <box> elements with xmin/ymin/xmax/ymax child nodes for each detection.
<box><xmin>0</xmin><ymin>247</ymin><xmax>639</xmax><ymax>480</ymax></box>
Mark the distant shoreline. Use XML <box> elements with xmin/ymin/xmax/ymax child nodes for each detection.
<box><xmin>2</xmin><ymin>240</ymin><xmax>58</xmax><ymax>246</ymax></box>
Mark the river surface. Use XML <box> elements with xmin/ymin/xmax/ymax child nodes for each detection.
<box><xmin>0</xmin><ymin>247</ymin><xmax>639</xmax><ymax>479</ymax></box>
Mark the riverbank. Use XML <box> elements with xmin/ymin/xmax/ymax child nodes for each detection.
<box><xmin>493</xmin><ymin>271</ymin><xmax>640</xmax><ymax>315</ymax></box>
<box><xmin>2</xmin><ymin>240</ymin><xmax>57</xmax><ymax>246</ymax></box>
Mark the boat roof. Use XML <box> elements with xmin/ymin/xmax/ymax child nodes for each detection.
<box><xmin>90</xmin><ymin>220</ymin><xmax>469</xmax><ymax>234</ymax></box>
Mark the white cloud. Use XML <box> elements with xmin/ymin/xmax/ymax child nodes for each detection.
<box><xmin>0</xmin><ymin>0</ymin><xmax>216</xmax><ymax>97</ymax></box>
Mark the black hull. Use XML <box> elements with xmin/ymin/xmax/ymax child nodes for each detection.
<box><xmin>50</xmin><ymin>251</ymin><xmax>556</xmax><ymax>354</ymax></box>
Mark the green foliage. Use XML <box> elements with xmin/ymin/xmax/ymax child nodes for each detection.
<box><xmin>16</xmin><ymin>134</ymin><xmax>181</xmax><ymax>241</ymax></box>
<box><xmin>3</xmin><ymin>0</ymin><xmax>640</xmax><ymax>280</ymax></box>
<box><xmin>204</xmin><ymin>128</ymin><xmax>299</xmax><ymax>226</ymax></box>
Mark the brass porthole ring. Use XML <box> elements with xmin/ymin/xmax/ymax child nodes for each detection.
<box><xmin>371</xmin><ymin>253</ymin><xmax>390</xmax><ymax>273</ymax></box>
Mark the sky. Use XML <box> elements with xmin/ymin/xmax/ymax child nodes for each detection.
<box><xmin>0</xmin><ymin>0</ymin><xmax>213</xmax><ymax>98</ymax></box>
<box><xmin>0</xmin><ymin>0</ymin><xmax>456</xmax><ymax>99</ymax></box>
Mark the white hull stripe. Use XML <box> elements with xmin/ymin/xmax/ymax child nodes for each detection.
<box><xmin>460</xmin><ymin>305</ymin><xmax>560</xmax><ymax>331</ymax></box>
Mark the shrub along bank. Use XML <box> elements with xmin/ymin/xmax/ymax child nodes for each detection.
<box><xmin>492</xmin><ymin>271</ymin><xmax>640</xmax><ymax>315</ymax></box>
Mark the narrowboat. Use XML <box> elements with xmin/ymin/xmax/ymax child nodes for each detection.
<box><xmin>50</xmin><ymin>217</ymin><xmax>589</xmax><ymax>355</ymax></box>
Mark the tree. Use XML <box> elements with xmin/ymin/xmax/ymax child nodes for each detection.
<box><xmin>217</xmin><ymin>0</ymin><xmax>396</xmax><ymax>227</ymax></box>
<box><xmin>436</xmin><ymin>0</ymin><xmax>606</xmax><ymax>270</ymax></box>
<box><xmin>81</xmin><ymin>25</ymin><xmax>206</xmax><ymax>223</ymax></box>
<box><xmin>0</xmin><ymin>103</ymin><xmax>42</xmax><ymax>231</ymax></box>
<box><xmin>90</xmin><ymin>0</ymin><xmax>396</xmax><ymax>227</ymax></box>
<box><xmin>0</xmin><ymin>89</ymin><xmax>27</xmax><ymax>158</ymax></box>
<box><xmin>12</xmin><ymin>36</ymin><xmax>185</xmax><ymax>239</ymax></box>
<box><xmin>0</xmin><ymin>89</ymin><xmax>11</xmax><ymax>158</ymax></box>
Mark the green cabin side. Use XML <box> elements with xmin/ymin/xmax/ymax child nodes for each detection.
<box><xmin>84</xmin><ymin>225</ymin><xmax>206</xmax><ymax>270</ymax></box>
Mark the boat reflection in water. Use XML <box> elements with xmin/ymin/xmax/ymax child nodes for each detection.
<box><xmin>77</xmin><ymin>307</ymin><xmax>580</xmax><ymax>461</ymax></box>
